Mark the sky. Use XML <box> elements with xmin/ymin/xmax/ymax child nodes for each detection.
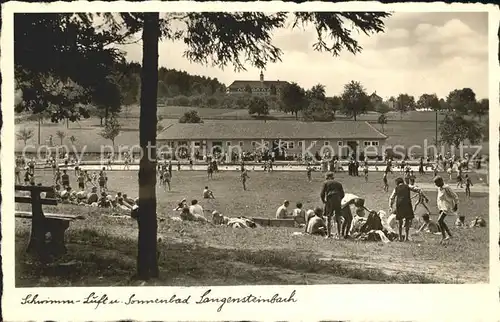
<box><xmin>119</xmin><ymin>12</ymin><xmax>489</xmax><ymax>100</ymax></box>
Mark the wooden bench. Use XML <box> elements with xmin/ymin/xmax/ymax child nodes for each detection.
<box><xmin>252</xmin><ymin>217</ymin><xmax>297</xmax><ymax>228</ymax></box>
<box><xmin>15</xmin><ymin>185</ymin><xmax>80</xmax><ymax>260</ymax></box>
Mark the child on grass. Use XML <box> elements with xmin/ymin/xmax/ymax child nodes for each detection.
<box><xmin>433</xmin><ymin>176</ymin><xmax>459</xmax><ymax>242</ymax></box>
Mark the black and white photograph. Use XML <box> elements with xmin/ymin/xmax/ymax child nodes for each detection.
<box><xmin>1</xmin><ymin>1</ymin><xmax>498</xmax><ymax>321</ymax></box>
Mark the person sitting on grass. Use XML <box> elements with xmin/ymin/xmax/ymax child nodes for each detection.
<box><xmin>60</xmin><ymin>186</ymin><xmax>71</xmax><ymax>203</ymax></box>
<box><xmin>98</xmin><ymin>192</ymin><xmax>112</xmax><ymax>208</ymax></box>
<box><xmin>87</xmin><ymin>186</ymin><xmax>99</xmax><ymax>206</ymax></box>
<box><xmin>212</xmin><ymin>210</ymin><xmax>229</xmax><ymax>225</ymax></box>
<box><xmin>416</xmin><ymin>213</ymin><xmax>441</xmax><ymax>234</ymax></box>
<box><xmin>292</xmin><ymin>202</ymin><xmax>306</xmax><ymax>226</ymax></box>
<box><xmin>122</xmin><ymin>193</ymin><xmax>135</xmax><ymax>205</ymax></box>
<box><xmin>174</xmin><ymin>198</ymin><xmax>188</xmax><ymax>211</ymax></box>
<box><xmin>275</xmin><ymin>200</ymin><xmax>290</xmax><ymax>219</ymax></box>
<box><xmin>189</xmin><ymin>199</ymin><xmax>204</xmax><ymax>217</ymax></box>
<box><xmin>469</xmin><ymin>216</ymin><xmax>486</xmax><ymax>228</ymax></box>
<box><xmin>203</xmin><ymin>186</ymin><xmax>215</xmax><ymax>199</ymax></box>
<box><xmin>305</xmin><ymin>207</ymin><xmax>327</xmax><ymax>236</ymax></box>
<box><xmin>115</xmin><ymin>192</ymin><xmax>132</xmax><ymax>211</ymax></box>
<box><xmin>76</xmin><ymin>187</ymin><xmax>87</xmax><ymax>204</ymax></box>
<box><xmin>180</xmin><ymin>206</ymin><xmax>208</xmax><ymax>223</ymax></box>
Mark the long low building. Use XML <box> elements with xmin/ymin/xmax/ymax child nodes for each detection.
<box><xmin>157</xmin><ymin>120</ymin><xmax>388</xmax><ymax>158</ymax></box>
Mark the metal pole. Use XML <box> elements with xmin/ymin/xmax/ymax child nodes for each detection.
<box><xmin>38</xmin><ymin>117</ymin><xmax>41</xmax><ymax>145</ymax></box>
<box><xmin>435</xmin><ymin>110</ymin><xmax>438</xmax><ymax>145</ymax></box>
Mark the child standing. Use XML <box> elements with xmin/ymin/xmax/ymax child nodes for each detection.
<box><xmin>306</xmin><ymin>164</ymin><xmax>313</xmax><ymax>182</ymax></box>
<box><xmin>433</xmin><ymin>176</ymin><xmax>459</xmax><ymax>242</ymax></box>
<box><xmin>382</xmin><ymin>172</ymin><xmax>389</xmax><ymax>192</ymax></box>
<box><xmin>241</xmin><ymin>169</ymin><xmax>249</xmax><ymax>190</ymax></box>
<box><xmin>465</xmin><ymin>174</ymin><xmax>473</xmax><ymax>198</ymax></box>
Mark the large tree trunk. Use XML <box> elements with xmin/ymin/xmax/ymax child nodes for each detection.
<box><xmin>136</xmin><ymin>12</ymin><xmax>160</xmax><ymax>280</ymax></box>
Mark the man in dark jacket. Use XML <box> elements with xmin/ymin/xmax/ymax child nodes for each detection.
<box><xmin>320</xmin><ymin>172</ymin><xmax>345</xmax><ymax>238</ymax></box>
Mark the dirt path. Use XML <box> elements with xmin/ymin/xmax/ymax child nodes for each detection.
<box><xmin>317</xmin><ymin>250</ymin><xmax>487</xmax><ymax>283</ymax></box>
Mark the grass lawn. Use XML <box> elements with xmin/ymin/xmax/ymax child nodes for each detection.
<box><xmin>15</xmin><ymin>169</ymin><xmax>489</xmax><ymax>286</ymax></box>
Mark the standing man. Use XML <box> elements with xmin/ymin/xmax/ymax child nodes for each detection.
<box><xmin>320</xmin><ymin>172</ymin><xmax>345</xmax><ymax>239</ymax></box>
<box><xmin>241</xmin><ymin>169</ymin><xmax>249</xmax><ymax>190</ymax></box>
<box><xmin>389</xmin><ymin>177</ymin><xmax>423</xmax><ymax>241</ymax></box>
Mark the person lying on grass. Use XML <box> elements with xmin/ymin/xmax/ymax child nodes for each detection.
<box><xmin>122</xmin><ymin>193</ymin><xmax>135</xmax><ymax>205</ymax></box>
<box><xmin>211</xmin><ymin>210</ymin><xmax>257</xmax><ymax>228</ymax></box>
<box><xmin>416</xmin><ymin>213</ymin><xmax>441</xmax><ymax>234</ymax></box>
<box><xmin>203</xmin><ymin>186</ymin><xmax>215</xmax><ymax>199</ymax></box>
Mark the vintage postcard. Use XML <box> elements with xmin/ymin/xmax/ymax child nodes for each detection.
<box><xmin>1</xmin><ymin>1</ymin><xmax>499</xmax><ymax>321</ymax></box>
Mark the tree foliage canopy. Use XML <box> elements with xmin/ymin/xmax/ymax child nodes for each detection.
<box><xmin>179</xmin><ymin>110</ymin><xmax>203</xmax><ymax>123</ymax></box>
<box><xmin>439</xmin><ymin>114</ymin><xmax>483</xmax><ymax>148</ymax></box>
<box><xmin>248</xmin><ymin>97</ymin><xmax>270</xmax><ymax>117</ymax></box>
<box><xmin>340</xmin><ymin>80</ymin><xmax>371</xmax><ymax>121</ymax></box>
<box><xmin>417</xmin><ymin>93</ymin><xmax>440</xmax><ymax>111</ymax></box>
<box><xmin>446</xmin><ymin>88</ymin><xmax>477</xmax><ymax>115</ymax></box>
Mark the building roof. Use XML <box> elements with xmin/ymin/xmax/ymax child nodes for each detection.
<box><xmin>228</xmin><ymin>80</ymin><xmax>289</xmax><ymax>88</ymax></box>
<box><xmin>158</xmin><ymin>121</ymin><xmax>388</xmax><ymax>141</ymax></box>
<box><xmin>370</xmin><ymin>92</ymin><xmax>383</xmax><ymax>101</ymax></box>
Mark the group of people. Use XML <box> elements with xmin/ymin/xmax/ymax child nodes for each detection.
<box><xmin>273</xmin><ymin>169</ymin><xmax>482</xmax><ymax>243</ymax></box>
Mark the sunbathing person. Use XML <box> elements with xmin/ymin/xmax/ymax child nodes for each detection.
<box><xmin>275</xmin><ymin>200</ymin><xmax>290</xmax><ymax>219</ymax></box>
<box><xmin>98</xmin><ymin>192</ymin><xmax>112</xmax><ymax>208</ymax></box>
<box><xmin>189</xmin><ymin>199</ymin><xmax>204</xmax><ymax>217</ymax></box>
<box><xmin>180</xmin><ymin>206</ymin><xmax>208</xmax><ymax>223</ymax></box>
<box><xmin>469</xmin><ymin>216</ymin><xmax>487</xmax><ymax>228</ymax></box>
<box><xmin>292</xmin><ymin>202</ymin><xmax>306</xmax><ymax>226</ymax></box>
<box><xmin>60</xmin><ymin>186</ymin><xmax>77</xmax><ymax>204</ymax></box>
<box><xmin>416</xmin><ymin>213</ymin><xmax>441</xmax><ymax>234</ymax></box>
<box><xmin>87</xmin><ymin>186</ymin><xmax>99</xmax><ymax>205</ymax></box>
<box><xmin>227</xmin><ymin>216</ymin><xmax>257</xmax><ymax>228</ymax></box>
<box><xmin>305</xmin><ymin>208</ymin><xmax>315</xmax><ymax>226</ymax></box>
<box><xmin>174</xmin><ymin>198</ymin><xmax>188</xmax><ymax>211</ymax></box>
<box><xmin>76</xmin><ymin>188</ymin><xmax>87</xmax><ymax>204</ymax></box>
<box><xmin>122</xmin><ymin>194</ymin><xmax>135</xmax><ymax>206</ymax></box>
<box><xmin>212</xmin><ymin>210</ymin><xmax>229</xmax><ymax>225</ymax></box>
<box><xmin>305</xmin><ymin>207</ymin><xmax>327</xmax><ymax>236</ymax></box>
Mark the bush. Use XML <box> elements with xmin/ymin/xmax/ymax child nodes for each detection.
<box><xmin>172</xmin><ymin>95</ymin><xmax>190</xmax><ymax>107</ymax></box>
